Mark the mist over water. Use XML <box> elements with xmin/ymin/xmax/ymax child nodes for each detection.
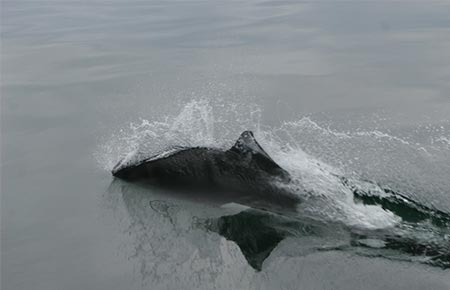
<box><xmin>2</xmin><ymin>0</ymin><xmax>450</xmax><ymax>289</ymax></box>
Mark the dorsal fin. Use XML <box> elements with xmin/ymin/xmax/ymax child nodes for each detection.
<box><xmin>230</xmin><ymin>131</ymin><xmax>272</xmax><ymax>160</ymax></box>
<box><xmin>229</xmin><ymin>131</ymin><xmax>290</xmax><ymax>179</ymax></box>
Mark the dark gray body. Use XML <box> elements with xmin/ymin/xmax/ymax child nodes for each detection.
<box><xmin>112</xmin><ymin>131</ymin><xmax>300</xmax><ymax>207</ymax></box>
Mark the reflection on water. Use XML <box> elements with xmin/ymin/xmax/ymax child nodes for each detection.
<box><xmin>207</xmin><ymin>209</ymin><xmax>320</xmax><ymax>271</ymax></box>
<box><xmin>107</xmin><ymin>180</ymin><xmax>255</xmax><ymax>288</ymax></box>
<box><xmin>107</xmin><ymin>175</ymin><xmax>450</xmax><ymax>287</ymax></box>
<box><xmin>210</xmin><ymin>210</ymin><xmax>289</xmax><ymax>271</ymax></box>
<box><xmin>101</xmin><ymin>97</ymin><xmax>450</xmax><ymax>277</ymax></box>
<box><xmin>3</xmin><ymin>0</ymin><xmax>450</xmax><ymax>288</ymax></box>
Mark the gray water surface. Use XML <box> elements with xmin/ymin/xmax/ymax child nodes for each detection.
<box><xmin>2</xmin><ymin>1</ymin><xmax>450</xmax><ymax>289</ymax></box>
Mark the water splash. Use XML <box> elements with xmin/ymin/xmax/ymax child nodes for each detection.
<box><xmin>97</xmin><ymin>99</ymin><xmax>450</xmax><ymax>225</ymax></box>
<box><xmin>95</xmin><ymin>98</ymin><xmax>264</xmax><ymax>171</ymax></box>
<box><xmin>99</xmin><ymin>98</ymin><xmax>450</xmax><ymax>270</ymax></box>
<box><xmin>271</xmin><ymin>117</ymin><xmax>450</xmax><ymax>212</ymax></box>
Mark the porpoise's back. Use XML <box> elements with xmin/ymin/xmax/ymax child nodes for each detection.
<box><xmin>112</xmin><ymin>147</ymin><xmax>221</xmax><ymax>183</ymax></box>
<box><xmin>111</xmin><ymin>131</ymin><xmax>300</xmax><ymax>208</ymax></box>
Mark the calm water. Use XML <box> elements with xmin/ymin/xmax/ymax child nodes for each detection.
<box><xmin>2</xmin><ymin>1</ymin><xmax>450</xmax><ymax>289</ymax></box>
